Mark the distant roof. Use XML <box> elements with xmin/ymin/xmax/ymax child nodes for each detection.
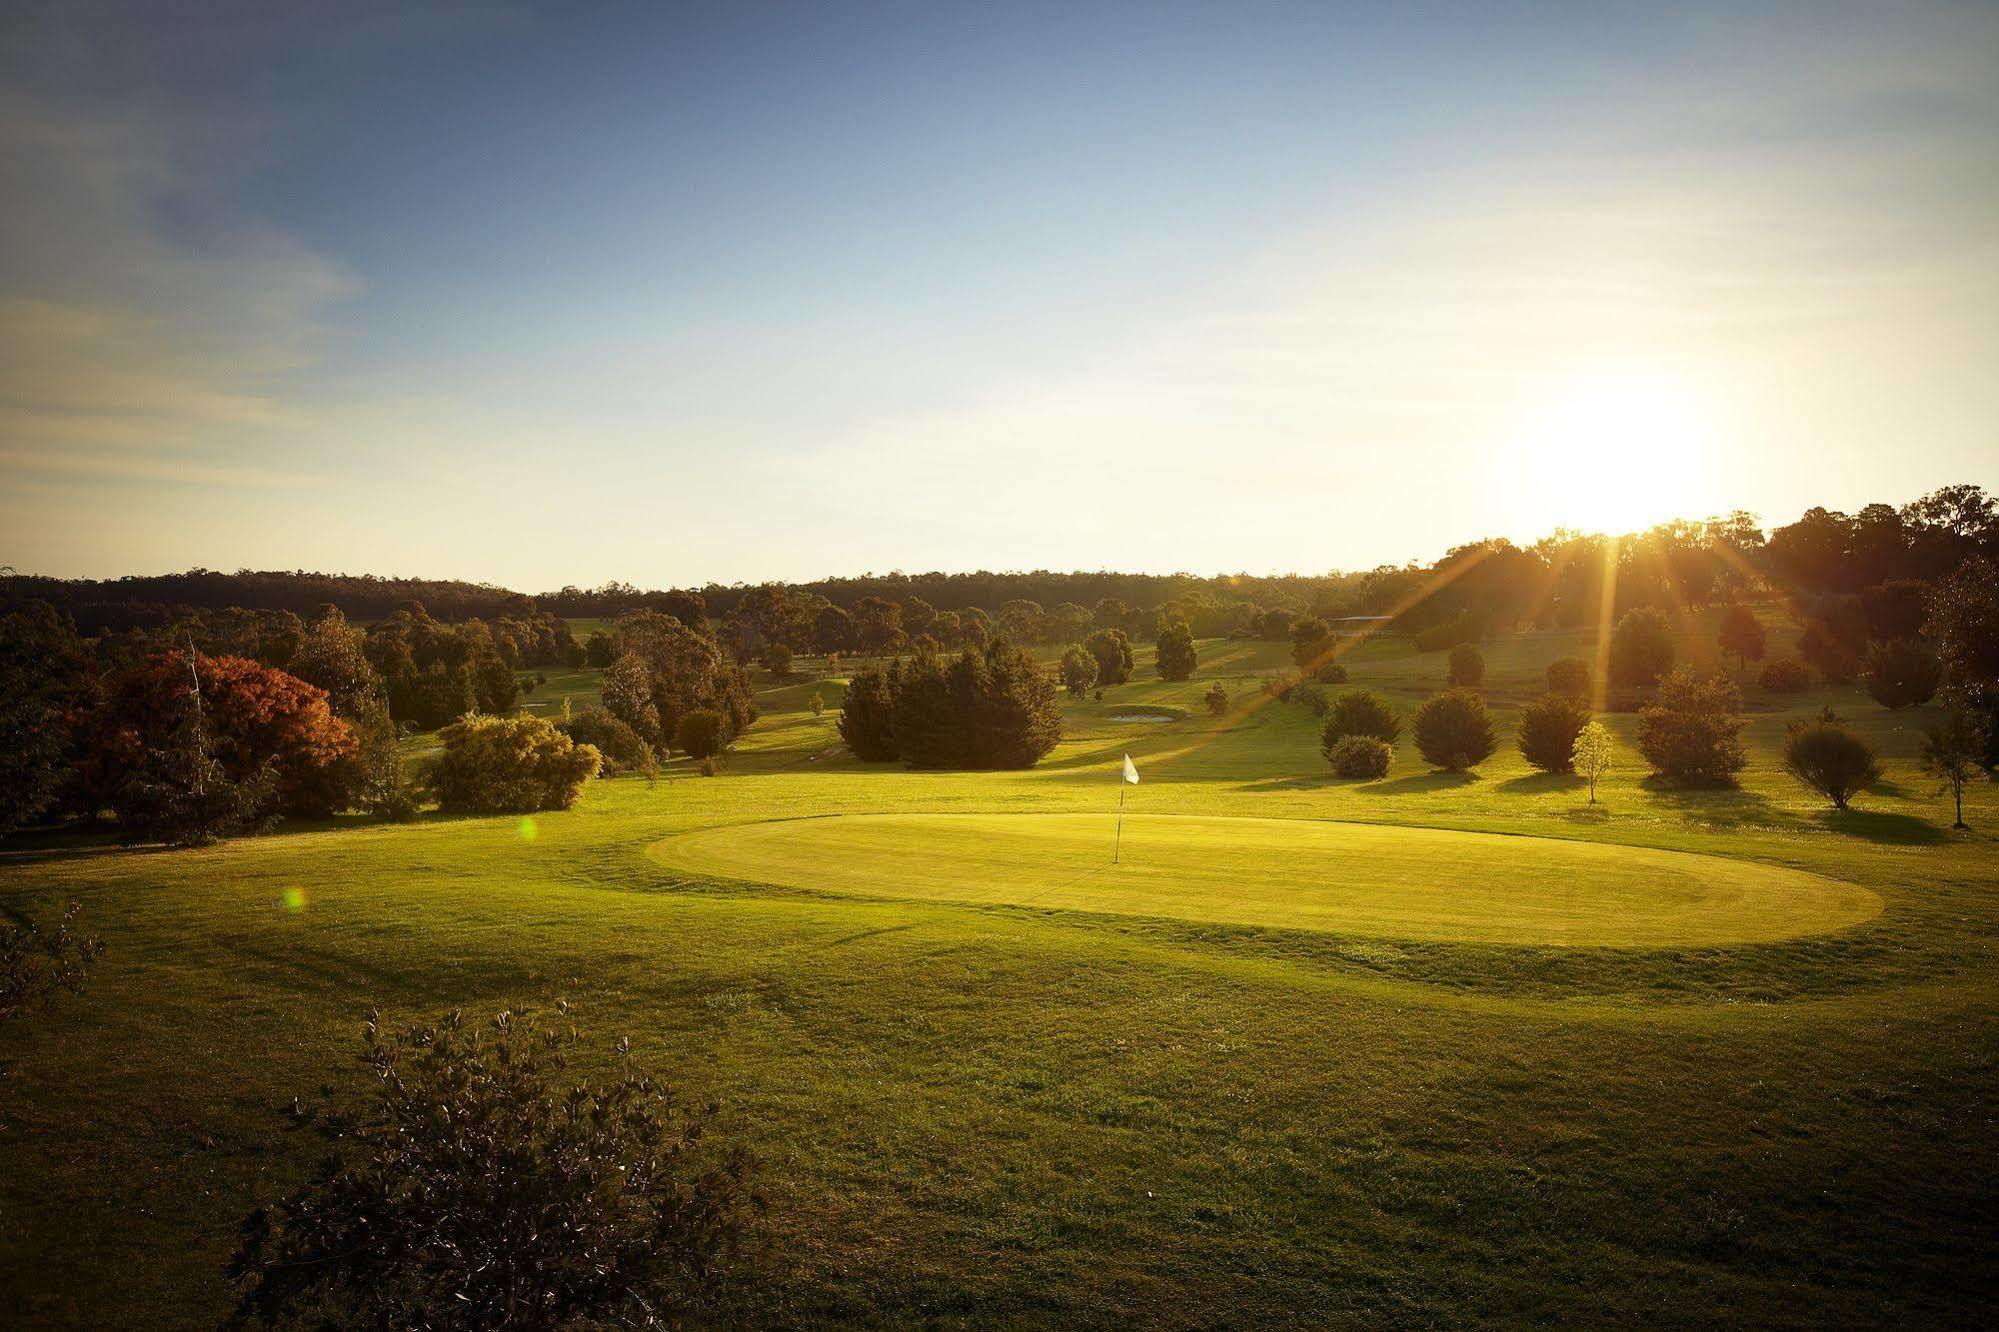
<box><xmin>1334</xmin><ymin>616</ymin><xmax>1392</xmax><ymax>623</ymax></box>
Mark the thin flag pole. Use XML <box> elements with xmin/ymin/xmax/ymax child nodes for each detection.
<box><xmin>1114</xmin><ymin>776</ymin><xmax>1125</xmax><ymax>865</ymax></box>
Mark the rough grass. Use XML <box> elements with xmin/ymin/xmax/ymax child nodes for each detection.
<box><xmin>1</xmin><ymin>604</ymin><xmax>1995</xmax><ymax>1326</ymax></box>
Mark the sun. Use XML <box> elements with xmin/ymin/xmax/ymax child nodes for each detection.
<box><xmin>1516</xmin><ymin>367</ymin><xmax>1720</xmax><ymax>535</ymax></box>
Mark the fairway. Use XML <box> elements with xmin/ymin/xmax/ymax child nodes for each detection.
<box><xmin>651</xmin><ymin>812</ymin><xmax>1884</xmax><ymax>947</ymax></box>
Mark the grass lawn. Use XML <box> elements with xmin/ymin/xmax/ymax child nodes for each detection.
<box><xmin>2</xmin><ymin>606</ymin><xmax>1996</xmax><ymax>1326</ymax></box>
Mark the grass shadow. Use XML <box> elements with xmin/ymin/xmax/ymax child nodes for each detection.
<box><xmin>1495</xmin><ymin>772</ymin><xmax>1585</xmax><ymax>795</ymax></box>
<box><xmin>1369</xmin><ymin>770</ymin><xmax>1479</xmax><ymax>796</ymax></box>
<box><xmin>1819</xmin><ymin>809</ymin><xmax>1946</xmax><ymax>845</ymax></box>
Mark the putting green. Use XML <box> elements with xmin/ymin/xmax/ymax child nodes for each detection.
<box><xmin>651</xmin><ymin>812</ymin><xmax>1883</xmax><ymax>947</ymax></box>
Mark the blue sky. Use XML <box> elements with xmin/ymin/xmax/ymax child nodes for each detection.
<box><xmin>3</xmin><ymin>1</ymin><xmax>1995</xmax><ymax>588</ymax></box>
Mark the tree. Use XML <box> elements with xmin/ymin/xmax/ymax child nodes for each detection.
<box><xmin>837</xmin><ymin>666</ymin><xmax>899</xmax><ymax>761</ymax></box>
<box><xmin>1546</xmin><ymin>656</ymin><xmax>1589</xmax><ymax>699</ymax></box>
<box><xmin>1517</xmin><ymin>693</ymin><xmax>1591</xmax><ymax>773</ymax></box>
<box><xmin>1921</xmin><ymin>708</ymin><xmax>1988</xmax><ymax>829</ymax></box>
<box><xmin>1608</xmin><ymin>607</ymin><xmax>1674</xmax><ymax>687</ymax></box>
<box><xmin>1717</xmin><ymin>605</ymin><xmax>1766</xmax><ymax>680</ymax></box>
<box><xmin>852</xmin><ymin>596</ymin><xmax>907</xmax><ymax>655</ymax></box>
<box><xmin>1572</xmin><ymin>721</ymin><xmax>1612</xmax><ymax>803</ymax></box>
<box><xmin>1047</xmin><ymin>602</ymin><xmax>1093</xmax><ymax>644</ymax></box>
<box><xmin>1862</xmin><ymin>580</ymin><xmax>1930</xmax><ymax>643</ymax></box>
<box><xmin>1058</xmin><ymin>645</ymin><xmax>1098</xmax><ymax>698</ymax></box>
<box><xmin>1636</xmin><ymin>667</ymin><xmax>1747</xmax><ymax>784</ymax></box>
<box><xmin>1759</xmin><ymin>659</ymin><xmax>1811</xmax><ymax>693</ymax></box>
<box><xmin>1864</xmin><ymin>639</ymin><xmax>1941</xmax><ymax>710</ymax></box>
<box><xmin>1446</xmin><ymin>642</ymin><xmax>1484</xmax><ymax>687</ymax></box>
<box><xmin>675</xmin><ymin>709</ymin><xmax>728</xmax><ymax>761</ymax></box>
<box><xmin>1411</xmin><ymin>689</ymin><xmax>1497</xmax><ymax>771</ymax></box>
<box><xmin>758</xmin><ymin>641</ymin><xmax>794</xmax><ymax>678</ymax></box>
<box><xmin>812</xmin><ymin>605</ymin><xmax>854</xmax><ymax>654</ymax></box>
<box><xmin>996</xmin><ymin>599</ymin><xmax>1046</xmax><ymax>644</ymax></box>
<box><xmin>0</xmin><ymin>602</ymin><xmax>90</xmax><ymax>837</ymax></box>
<box><xmin>602</xmin><ymin>653</ymin><xmax>664</xmax><ymax>749</ymax></box>
<box><xmin>1154</xmin><ymin>619</ymin><xmax>1197</xmax><ymax>681</ymax></box>
<box><xmin>1084</xmin><ymin>628</ymin><xmax>1133</xmax><ymax>687</ymax></box>
<box><xmin>1927</xmin><ymin>556</ymin><xmax>1999</xmax><ymax>766</ymax></box>
<box><xmin>609</xmin><ymin>612</ymin><xmax>757</xmax><ymax>751</ymax></box>
<box><xmin>557</xmin><ymin>707</ymin><xmax>655</xmax><ymax>779</ymax></box>
<box><xmin>1326</xmin><ymin>735</ymin><xmax>1393</xmax><ymax>779</ymax></box>
<box><xmin>231</xmin><ymin>1006</ymin><xmax>759</xmax><ymax>1330</ymax></box>
<box><xmin>1797</xmin><ymin>620</ymin><xmax>1862</xmax><ymax>684</ymax></box>
<box><xmin>1782</xmin><ymin>709</ymin><xmax>1881</xmax><ymax>810</ymax></box>
<box><xmin>965</xmin><ymin>639</ymin><xmax>1063</xmax><ymax>768</ymax></box>
<box><xmin>288</xmin><ymin>607</ymin><xmax>380</xmax><ymax>717</ymax></box>
<box><xmin>1204</xmin><ymin>681</ymin><xmax>1228</xmax><ymax>716</ymax></box>
<box><xmin>428</xmin><ymin>714</ymin><xmax>600</xmax><ymax>813</ymax></box>
<box><xmin>1322</xmin><ymin>689</ymin><xmax>1401</xmax><ymax>746</ymax></box>
<box><xmin>1289</xmin><ymin>617</ymin><xmax>1337</xmax><ymax>674</ymax></box>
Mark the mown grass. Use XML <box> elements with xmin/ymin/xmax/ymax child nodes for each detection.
<box><xmin>1</xmin><ymin>605</ymin><xmax>1995</xmax><ymax>1326</ymax></box>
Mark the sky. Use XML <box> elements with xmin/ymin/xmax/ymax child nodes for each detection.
<box><xmin>2</xmin><ymin>0</ymin><xmax>1995</xmax><ymax>590</ymax></box>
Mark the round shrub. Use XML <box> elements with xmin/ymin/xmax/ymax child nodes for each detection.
<box><xmin>1783</xmin><ymin>710</ymin><xmax>1881</xmax><ymax>810</ymax></box>
<box><xmin>1517</xmin><ymin>693</ymin><xmax>1591</xmax><ymax>773</ymax></box>
<box><xmin>1327</xmin><ymin>735</ymin><xmax>1393</xmax><ymax>780</ymax></box>
<box><xmin>1759</xmin><ymin>659</ymin><xmax>1811</xmax><ymax>693</ymax></box>
<box><xmin>1637</xmin><ymin>667</ymin><xmax>1747</xmax><ymax>785</ymax></box>
<box><xmin>1608</xmin><ymin>607</ymin><xmax>1674</xmax><ymax>687</ymax></box>
<box><xmin>674</xmin><ymin>709</ymin><xmax>728</xmax><ymax>760</ymax></box>
<box><xmin>557</xmin><ymin>707</ymin><xmax>653</xmax><ymax>776</ymax></box>
<box><xmin>1447</xmin><ymin>642</ymin><xmax>1484</xmax><ymax>688</ymax></box>
<box><xmin>1203</xmin><ymin>681</ymin><xmax>1228</xmax><ymax>716</ymax></box>
<box><xmin>1546</xmin><ymin>656</ymin><xmax>1590</xmax><ymax>699</ymax></box>
<box><xmin>1312</xmin><ymin>659</ymin><xmax>1349</xmax><ymax>685</ymax></box>
<box><xmin>1412</xmin><ymin>688</ymin><xmax>1497</xmax><ymax>771</ymax></box>
<box><xmin>429</xmin><ymin>714</ymin><xmax>600</xmax><ymax>814</ymax></box>
<box><xmin>1863</xmin><ymin>639</ymin><xmax>1941</xmax><ymax>710</ymax></box>
<box><xmin>1322</xmin><ymin>689</ymin><xmax>1402</xmax><ymax>747</ymax></box>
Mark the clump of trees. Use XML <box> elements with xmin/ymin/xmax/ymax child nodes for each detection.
<box><xmin>231</xmin><ymin>1005</ymin><xmax>760</xmax><ymax>1329</ymax></box>
<box><xmin>1321</xmin><ymin>689</ymin><xmax>1402</xmax><ymax>747</ymax></box>
<box><xmin>601</xmin><ymin>612</ymin><xmax>757</xmax><ymax>758</ymax></box>
<box><xmin>1327</xmin><ymin>735</ymin><xmax>1393</xmax><ymax>780</ymax></box>
<box><xmin>1608</xmin><ymin>607</ymin><xmax>1674</xmax><ymax>687</ymax></box>
<box><xmin>429</xmin><ymin>715</ymin><xmax>601</xmax><ymax>814</ymax></box>
<box><xmin>1085</xmin><ymin>628</ymin><xmax>1134</xmax><ymax>687</ymax></box>
<box><xmin>838</xmin><ymin>641</ymin><xmax>1063</xmax><ymax>769</ymax></box>
<box><xmin>1517</xmin><ymin>693</ymin><xmax>1591</xmax><ymax>773</ymax></box>
<box><xmin>1447</xmin><ymin>643</ymin><xmax>1484</xmax><ymax>688</ymax></box>
<box><xmin>1059</xmin><ymin>645</ymin><xmax>1099</xmax><ymax>698</ymax></box>
<box><xmin>364</xmin><ymin>604</ymin><xmax>522</xmax><ymax>730</ymax></box>
<box><xmin>1636</xmin><ymin>667</ymin><xmax>1747</xmax><ymax>784</ymax></box>
<box><xmin>1782</xmin><ymin>709</ymin><xmax>1881</xmax><ymax>810</ymax></box>
<box><xmin>1863</xmin><ymin>639</ymin><xmax>1941</xmax><ymax>710</ymax></box>
<box><xmin>1545</xmin><ymin>656</ymin><xmax>1589</xmax><ymax>699</ymax></box>
<box><xmin>1759</xmin><ymin>659</ymin><xmax>1811</xmax><ymax>693</ymax></box>
<box><xmin>1411</xmin><ymin>689</ymin><xmax>1496</xmax><ymax>772</ymax></box>
<box><xmin>1154</xmin><ymin>620</ymin><xmax>1197</xmax><ymax>681</ymax></box>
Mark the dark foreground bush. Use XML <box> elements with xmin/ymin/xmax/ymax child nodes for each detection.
<box><xmin>1327</xmin><ymin>734</ymin><xmax>1393</xmax><ymax>779</ymax></box>
<box><xmin>1783</xmin><ymin>710</ymin><xmax>1881</xmax><ymax>810</ymax></box>
<box><xmin>1322</xmin><ymin>689</ymin><xmax>1401</xmax><ymax>746</ymax></box>
<box><xmin>1517</xmin><ymin>693</ymin><xmax>1591</xmax><ymax>773</ymax></box>
<box><xmin>1759</xmin><ymin>659</ymin><xmax>1812</xmax><ymax>693</ymax></box>
<box><xmin>429</xmin><ymin>714</ymin><xmax>601</xmax><ymax>814</ymax></box>
<box><xmin>231</xmin><ymin>1005</ymin><xmax>760</xmax><ymax>1329</ymax></box>
<box><xmin>1412</xmin><ymin>689</ymin><xmax>1497</xmax><ymax>771</ymax></box>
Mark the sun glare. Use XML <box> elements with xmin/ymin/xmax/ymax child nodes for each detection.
<box><xmin>1517</xmin><ymin>368</ymin><xmax>1719</xmax><ymax>535</ymax></box>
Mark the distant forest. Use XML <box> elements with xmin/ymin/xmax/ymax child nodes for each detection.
<box><xmin>4</xmin><ymin>483</ymin><xmax>1993</xmax><ymax>638</ymax></box>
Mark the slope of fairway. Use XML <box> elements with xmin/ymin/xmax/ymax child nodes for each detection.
<box><xmin>650</xmin><ymin>812</ymin><xmax>1883</xmax><ymax>947</ymax></box>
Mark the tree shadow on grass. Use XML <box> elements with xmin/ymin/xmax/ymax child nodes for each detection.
<box><xmin>1496</xmin><ymin>772</ymin><xmax>1585</xmax><ymax>796</ymax></box>
<box><xmin>1368</xmin><ymin>770</ymin><xmax>1479</xmax><ymax>796</ymax></box>
<box><xmin>1818</xmin><ymin>809</ymin><xmax>1946</xmax><ymax>845</ymax></box>
<box><xmin>1636</xmin><ymin>774</ymin><xmax>1787</xmax><ymax>831</ymax></box>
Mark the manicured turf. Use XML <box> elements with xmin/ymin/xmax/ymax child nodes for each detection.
<box><xmin>2</xmin><ymin>604</ymin><xmax>1995</xmax><ymax>1326</ymax></box>
<box><xmin>653</xmin><ymin>811</ymin><xmax>1882</xmax><ymax>947</ymax></box>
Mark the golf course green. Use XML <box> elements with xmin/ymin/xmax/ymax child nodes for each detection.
<box><xmin>651</xmin><ymin>811</ymin><xmax>1882</xmax><ymax>946</ymax></box>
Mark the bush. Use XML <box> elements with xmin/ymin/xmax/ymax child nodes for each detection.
<box><xmin>1288</xmin><ymin>681</ymin><xmax>1329</xmax><ymax>716</ymax></box>
<box><xmin>1717</xmin><ymin>604</ymin><xmax>1767</xmax><ymax>678</ymax></box>
<box><xmin>1446</xmin><ymin>643</ymin><xmax>1484</xmax><ymax>687</ymax></box>
<box><xmin>837</xmin><ymin>666</ymin><xmax>898</xmax><ymax>761</ymax></box>
<box><xmin>1546</xmin><ymin>656</ymin><xmax>1590</xmax><ymax>699</ymax></box>
<box><xmin>1782</xmin><ymin>710</ymin><xmax>1881</xmax><ymax>810</ymax></box>
<box><xmin>675</xmin><ymin>709</ymin><xmax>728</xmax><ymax>760</ymax></box>
<box><xmin>1411</xmin><ymin>689</ymin><xmax>1497</xmax><ymax>771</ymax></box>
<box><xmin>1290</xmin><ymin>617</ymin><xmax>1338</xmax><ymax>673</ymax></box>
<box><xmin>1637</xmin><ymin>667</ymin><xmax>1747</xmax><ymax>784</ymax></box>
<box><xmin>1323</xmin><ymin>689</ymin><xmax>1402</xmax><ymax>746</ymax></box>
<box><xmin>1797</xmin><ymin>620</ymin><xmax>1861</xmax><ymax>683</ymax></box>
<box><xmin>1759</xmin><ymin>659</ymin><xmax>1812</xmax><ymax>693</ymax></box>
<box><xmin>1517</xmin><ymin>693</ymin><xmax>1591</xmax><ymax>773</ymax></box>
<box><xmin>429</xmin><ymin>714</ymin><xmax>601</xmax><ymax>814</ymax></box>
<box><xmin>1608</xmin><ymin>607</ymin><xmax>1674</xmax><ymax>687</ymax></box>
<box><xmin>874</xmin><ymin>641</ymin><xmax>1065</xmax><ymax>770</ymax></box>
<box><xmin>558</xmin><ymin>707</ymin><xmax>654</xmax><ymax>777</ymax></box>
<box><xmin>1154</xmin><ymin>620</ymin><xmax>1197</xmax><ymax>681</ymax></box>
<box><xmin>1864</xmin><ymin>639</ymin><xmax>1941</xmax><ymax>710</ymax></box>
<box><xmin>1326</xmin><ymin>734</ymin><xmax>1393</xmax><ymax>780</ymax></box>
<box><xmin>231</xmin><ymin>1006</ymin><xmax>759</xmax><ymax>1329</ymax></box>
<box><xmin>758</xmin><ymin>642</ymin><xmax>794</xmax><ymax>678</ymax></box>
<box><xmin>1203</xmin><ymin>681</ymin><xmax>1228</xmax><ymax>716</ymax></box>
<box><xmin>1059</xmin><ymin>645</ymin><xmax>1099</xmax><ymax>698</ymax></box>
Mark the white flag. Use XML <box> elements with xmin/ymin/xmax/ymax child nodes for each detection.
<box><xmin>1122</xmin><ymin>753</ymin><xmax>1140</xmax><ymax>784</ymax></box>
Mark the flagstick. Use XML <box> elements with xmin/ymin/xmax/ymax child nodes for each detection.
<box><xmin>1113</xmin><ymin>775</ymin><xmax>1125</xmax><ymax>865</ymax></box>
